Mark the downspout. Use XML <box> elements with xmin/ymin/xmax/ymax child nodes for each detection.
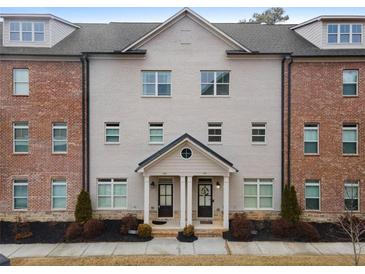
<box><xmin>287</xmin><ymin>57</ymin><xmax>293</xmax><ymax>186</ymax></box>
<box><xmin>81</xmin><ymin>53</ymin><xmax>90</xmax><ymax>192</ymax></box>
<box><xmin>280</xmin><ymin>56</ymin><xmax>285</xmax><ymax>193</ymax></box>
<box><xmin>81</xmin><ymin>55</ymin><xmax>85</xmax><ymax>191</ymax></box>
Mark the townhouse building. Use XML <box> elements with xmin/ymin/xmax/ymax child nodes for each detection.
<box><xmin>1</xmin><ymin>9</ymin><xmax>365</xmax><ymax>228</ymax></box>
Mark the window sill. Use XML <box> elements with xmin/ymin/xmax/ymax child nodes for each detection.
<box><xmin>343</xmin><ymin>95</ymin><xmax>359</xmax><ymax>98</ymax></box>
<box><xmin>13</xmin><ymin>152</ymin><xmax>29</xmax><ymax>155</ymax></box>
<box><xmin>342</xmin><ymin>154</ymin><xmax>359</xmax><ymax>157</ymax></box>
<box><xmin>304</xmin><ymin>153</ymin><xmax>320</xmax><ymax>156</ymax></box>
<box><xmin>13</xmin><ymin>209</ymin><xmax>28</xmax><ymax>212</ymax></box>
<box><xmin>141</xmin><ymin>95</ymin><xmax>172</xmax><ymax>98</ymax></box>
<box><xmin>304</xmin><ymin>209</ymin><xmax>321</xmax><ymax>212</ymax></box>
<box><xmin>12</xmin><ymin>94</ymin><xmax>30</xmax><ymax>97</ymax></box>
<box><xmin>51</xmin><ymin>209</ymin><xmax>67</xmax><ymax>212</ymax></box>
<box><xmin>208</xmin><ymin>142</ymin><xmax>222</xmax><ymax>145</ymax></box>
<box><xmin>200</xmin><ymin>95</ymin><xmax>230</xmax><ymax>98</ymax></box>
<box><xmin>251</xmin><ymin>142</ymin><xmax>267</xmax><ymax>146</ymax></box>
<box><xmin>149</xmin><ymin>142</ymin><xmax>164</xmax><ymax>145</ymax></box>
<box><xmin>243</xmin><ymin>208</ymin><xmax>274</xmax><ymax>211</ymax></box>
<box><xmin>105</xmin><ymin>142</ymin><xmax>120</xmax><ymax>145</ymax></box>
<box><xmin>52</xmin><ymin>152</ymin><xmax>68</xmax><ymax>155</ymax></box>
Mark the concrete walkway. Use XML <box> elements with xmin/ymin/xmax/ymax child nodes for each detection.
<box><xmin>0</xmin><ymin>238</ymin><xmax>361</xmax><ymax>258</ymax></box>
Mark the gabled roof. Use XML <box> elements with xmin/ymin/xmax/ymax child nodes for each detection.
<box><xmin>0</xmin><ymin>13</ymin><xmax>80</xmax><ymax>29</ymax></box>
<box><xmin>121</xmin><ymin>7</ymin><xmax>252</xmax><ymax>53</ymax></box>
<box><xmin>135</xmin><ymin>133</ymin><xmax>239</xmax><ymax>173</ymax></box>
<box><xmin>291</xmin><ymin>15</ymin><xmax>365</xmax><ymax>30</ymax></box>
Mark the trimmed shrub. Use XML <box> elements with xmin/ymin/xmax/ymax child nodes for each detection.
<box><xmin>271</xmin><ymin>218</ymin><xmax>292</xmax><ymax>238</ymax></box>
<box><xmin>281</xmin><ymin>185</ymin><xmax>301</xmax><ymax>224</ymax></box>
<box><xmin>231</xmin><ymin>213</ymin><xmax>251</xmax><ymax>240</ymax></box>
<box><xmin>83</xmin><ymin>219</ymin><xmax>104</xmax><ymax>239</ymax></box>
<box><xmin>183</xmin><ymin>225</ymin><xmax>195</xmax><ymax>237</ymax></box>
<box><xmin>120</xmin><ymin>214</ymin><xmax>139</xmax><ymax>235</ymax></box>
<box><xmin>296</xmin><ymin>222</ymin><xmax>320</xmax><ymax>242</ymax></box>
<box><xmin>137</xmin><ymin>224</ymin><xmax>152</xmax><ymax>239</ymax></box>
<box><xmin>64</xmin><ymin>222</ymin><xmax>83</xmax><ymax>241</ymax></box>
<box><xmin>75</xmin><ymin>190</ymin><xmax>92</xmax><ymax>223</ymax></box>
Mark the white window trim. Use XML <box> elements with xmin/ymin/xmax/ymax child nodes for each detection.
<box><xmin>52</xmin><ymin>123</ymin><xmax>68</xmax><ymax>154</ymax></box>
<box><xmin>180</xmin><ymin>147</ymin><xmax>193</xmax><ymax>160</ymax></box>
<box><xmin>327</xmin><ymin>23</ymin><xmax>363</xmax><ymax>44</ymax></box>
<box><xmin>305</xmin><ymin>181</ymin><xmax>321</xmax><ymax>211</ymax></box>
<box><xmin>342</xmin><ymin>124</ymin><xmax>358</xmax><ymax>155</ymax></box>
<box><xmin>13</xmin><ymin>122</ymin><xmax>29</xmax><ymax>154</ymax></box>
<box><xmin>344</xmin><ymin>181</ymin><xmax>360</xmax><ymax>212</ymax></box>
<box><xmin>343</xmin><ymin>70</ymin><xmax>359</xmax><ymax>97</ymax></box>
<box><xmin>243</xmin><ymin>179</ymin><xmax>274</xmax><ymax>210</ymax></box>
<box><xmin>251</xmin><ymin>123</ymin><xmax>267</xmax><ymax>145</ymax></box>
<box><xmin>200</xmin><ymin>71</ymin><xmax>230</xmax><ymax>97</ymax></box>
<box><xmin>9</xmin><ymin>21</ymin><xmax>45</xmax><ymax>42</ymax></box>
<box><xmin>142</xmin><ymin>71</ymin><xmax>171</xmax><ymax>97</ymax></box>
<box><xmin>149</xmin><ymin>122</ymin><xmax>164</xmax><ymax>144</ymax></box>
<box><xmin>208</xmin><ymin>122</ymin><xmax>222</xmax><ymax>144</ymax></box>
<box><xmin>304</xmin><ymin>124</ymin><xmax>319</xmax><ymax>155</ymax></box>
<box><xmin>51</xmin><ymin>179</ymin><xmax>67</xmax><ymax>211</ymax></box>
<box><xmin>97</xmin><ymin>178</ymin><xmax>128</xmax><ymax>210</ymax></box>
<box><xmin>13</xmin><ymin>179</ymin><xmax>28</xmax><ymax>211</ymax></box>
<box><xmin>13</xmin><ymin>68</ymin><xmax>29</xmax><ymax>96</ymax></box>
<box><xmin>105</xmin><ymin>122</ymin><xmax>120</xmax><ymax>145</ymax></box>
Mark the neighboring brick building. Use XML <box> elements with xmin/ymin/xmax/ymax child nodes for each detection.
<box><xmin>0</xmin><ymin>59</ymin><xmax>83</xmax><ymax>221</ymax></box>
<box><xmin>288</xmin><ymin>60</ymin><xmax>365</xmax><ymax>221</ymax></box>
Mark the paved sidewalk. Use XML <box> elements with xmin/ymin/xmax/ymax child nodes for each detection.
<box><xmin>0</xmin><ymin>238</ymin><xmax>361</xmax><ymax>258</ymax></box>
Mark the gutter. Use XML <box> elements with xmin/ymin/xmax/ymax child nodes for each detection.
<box><xmin>281</xmin><ymin>56</ymin><xmax>285</xmax><ymax>193</ymax></box>
<box><xmin>287</xmin><ymin>57</ymin><xmax>293</xmax><ymax>186</ymax></box>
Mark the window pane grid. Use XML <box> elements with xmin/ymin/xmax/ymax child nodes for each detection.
<box><xmin>52</xmin><ymin>123</ymin><xmax>67</xmax><ymax>153</ymax></box>
<box><xmin>97</xmin><ymin>179</ymin><xmax>127</xmax><ymax>209</ymax></box>
<box><xmin>244</xmin><ymin>179</ymin><xmax>273</xmax><ymax>209</ymax></box>
<box><xmin>305</xmin><ymin>181</ymin><xmax>320</xmax><ymax>210</ymax></box>
<box><xmin>10</xmin><ymin>21</ymin><xmax>45</xmax><ymax>42</ymax></box>
<box><xmin>342</xmin><ymin>125</ymin><xmax>358</xmax><ymax>154</ymax></box>
<box><xmin>52</xmin><ymin>180</ymin><xmax>67</xmax><ymax>210</ymax></box>
<box><xmin>105</xmin><ymin>123</ymin><xmax>120</xmax><ymax>143</ymax></box>
<box><xmin>142</xmin><ymin>71</ymin><xmax>171</xmax><ymax>96</ymax></box>
<box><xmin>328</xmin><ymin>24</ymin><xmax>363</xmax><ymax>44</ymax></box>
<box><xmin>13</xmin><ymin>122</ymin><xmax>29</xmax><ymax>153</ymax></box>
<box><xmin>13</xmin><ymin>69</ymin><xmax>29</xmax><ymax>95</ymax></box>
<box><xmin>149</xmin><ymin>124</ymin><xmax>163</xmax><ymax>143</ymax></box>
<box><xmin>208</xmin><ymin>123</ymin><xmax>222</xmax><ymax>143</ymax></box>
<box><xmin>252</xmin><ymin>123</ymin><xmax>266</xmax><ymax>143</ymax></box>
<box><xmin>201</xmin><ymin>71</ymin><xmax>230</xmax><ymax>96</ymax></box>
<box><xmin>13</xmin><ymin>180</ymin><xmax>28</xmax><ymax>210</ymax></box>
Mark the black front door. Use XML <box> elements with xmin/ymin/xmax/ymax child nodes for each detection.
<box><xmin>158</xmin><ymin>183</ymin><xmax>173</xmax><ymax>218</ymax></box>
<box><xmin>198</xmin><ymin>183</ymin><xmax>213</xmax><ymax>218</ymax></box>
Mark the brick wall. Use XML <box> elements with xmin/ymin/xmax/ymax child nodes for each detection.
<box><xmin>288</xmin><ymin>60</ymin><xmax>365</xmax><ymax>218</ymax></box>
<box><xmin>0</xmin><ymin>60</ymin><xmax>83</xmax><ymax>221</ymax></box>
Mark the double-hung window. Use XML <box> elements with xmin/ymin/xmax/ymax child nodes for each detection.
<box><xmin>97</xmin><ymin>178</ymin><xmax>128</xmax><ymax>209</ymax></box>
<box><xmin>13</xmin><ymin>122</ymin><xmax>29</xmax><ymax>153</ymax></box>
<box><xmin>328</xmin><ymin>24</ymin><xmax>363</xmax><ymax>44</ymax></box>
<box><xmin>305</xmin><ymin>180</ymin><xmax>320</xmax><ymax>210</ymax></box>
<box><xmin>344</xmin><ymin>181</ymin><xmax>359</xmax><ymax>211</ymax></box>
<box><xmin>13</xmin><ymin>69</ymin><xmax>29</xmax><ymax>95</ymax></box>
<box><xmin>52</xmin><ymin>123</ymin><xmax>67</xmax><ymax>153</ymax></box>
<box><xmin>13</xmin><ymin>179</ymin><xmax>28</xmax><ymax>210</ymax></box>
<box><xmin>342</xmin><ymin>124</ymin><xmax>358</xmax><ymax>155</ymax></box>
<box><xmin>52</xmin><ymin>179</ymin><xmax>67</xmax><ymax>210</ymax></box>
<box><xmin>142</xmin><ymin>71</ymin><xmax>171</xmax><ymax>96</ymax></box>
<box><xmin>9</xmin><ymin>21</ymin><xmax>45</xmax><ymax>42</ymax></box>
<box><xmin>343</xmin><ymin>70</ymin><xmax>358</xmax><ymax>96</ymax></box>
<box><xmin>208</xmin><ymin>122</ymin><xmax>222</xmax><ymax>143</ymax></box>
<box><xmin>243</xmin><ymin>179</ymin><xmax>273</xmax><ymax>209</ymax></box>
<box><xmin>149</xmin><ymin>123</ymin><xmax>164</xmax><ymax>144</ymax></box>
<box><xmin>201</xmin><ymin>71</ymin><xmax>230</xmax><ymax>96</ymax></box>
<box><xmin>105</xmin><ymin>122</ymin><xmax>120</xmax><ymax>144</ymax></box>
<box><xmin>251</xmin><ymin>123</ymin><xmax>266</xmax><ymax>144</ymax></box>
<box><xmin>304</xmin><ymin>124</ymin><xmax>319</xmax><ymax>154</ymax></box>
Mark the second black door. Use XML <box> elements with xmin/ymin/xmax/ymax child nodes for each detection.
<box><xmin>198</xmin><ymin>183</ymin><xmax>213</xmax><ymax>218</ymax></box>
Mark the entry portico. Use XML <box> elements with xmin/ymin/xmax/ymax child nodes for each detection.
<box><xmin>135</xmin><ymin>133</ymin><xmax>238</xmax><ymax>229</ymax></box>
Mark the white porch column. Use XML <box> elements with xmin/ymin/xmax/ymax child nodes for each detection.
<box><xmin>180</xmin><ymin>176</ymin><xmax>186</xmax><ymax>228</ymax></box>
<box><xmin>187</xmin><ymin>176</ymin><xmax>193</xmax><ymax>225</ymax></box>
<box><xmin>144</xmin><ymin>176</ymin><xmax>150</xmax><ymax>224</ymax></box>
<box><xmin>223</xmin><ymin>176</ymin><xmax>230</xmax><ymax>229</ymax></box>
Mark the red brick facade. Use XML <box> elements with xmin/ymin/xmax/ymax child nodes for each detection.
<box><xmin>288</xmin><ymin>60</ymin><xmax>365</xmax><ymax>221</ymax></box>
<box><xmin>0</xmin><ymin>59</ymin><xmax>83</xmax><ymax>221</ymax></box>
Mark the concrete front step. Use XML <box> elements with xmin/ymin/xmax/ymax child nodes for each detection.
<box><xmin>152</xmin><ymin>228</ymin><xmax>225</xmax><ymax>237</ymax></box>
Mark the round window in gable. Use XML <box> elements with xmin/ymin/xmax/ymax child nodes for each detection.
<box><xmin>181</xmin><ymin>148</ymin><xmax>192</xmax><ymax>159</ymax></box>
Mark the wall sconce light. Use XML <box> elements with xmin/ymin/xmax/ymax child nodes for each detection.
<box><xmin>150</xmin><ymin>181</ymin><xmax>155</xmax><ymax>188</ymax></box>
<box><xmin>216</xmin><ymin>182</ymin><xmax>221</xmax><ymax>189</ymax></box>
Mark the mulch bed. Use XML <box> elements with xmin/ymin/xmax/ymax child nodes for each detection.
<box><xmin>223</xmin><ymin>220</ymin><xmax>351</xmax><ymax>242</ymax></box>
<box><xmin>176</xmin><ymin>231</ymin><xmax>198</xmax><ymax>242</ymax></box>
<box><xmin>0</xmin><ymin>220</ymin><xmax>152</xmax><ymax>244</ymax></box>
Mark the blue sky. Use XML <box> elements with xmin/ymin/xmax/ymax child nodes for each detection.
<box><xmin>1</xmin><ymin>7</ymin><xmax>365</xmax><ymax>23</ymax></box>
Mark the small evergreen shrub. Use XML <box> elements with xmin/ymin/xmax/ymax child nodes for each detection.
<box><xmin>64</xmin><ymin>222</ymin><xmax>83</xmax><ymax>241</ymax></box>
<box><xmin>231</xmin><ymin>213</ymin><xmax>251</xmax><ymax>240</ymax></box>
<box><xmin>75</xmin><ymin>190</ymin><xmax>92</xmax><ymax>223</ymax></box>
<box><xmin>120</xmin><ymin>214</ymin><xmax>139</xmax><ymax>235</ymax></box>
<box><xmin>183</xmin><ymin>225</ymin><xmax>195</xmax><ymax>237</ymax></box>
<box><xmin>137</xmin><ymin>224</ymin><xmax>152</xmax><ymax>239</ymax></box>
<box><xmin>271</xmin><ymin>218</ymin><xmax>292</xmax><ymax>238</ymax></box>
<box><xmin>281</xmin><ymin>185</ymin><xmax>301</xmax><ymax>224</ymax></box>
<box><xmin>83</xmin><ymin>219</ymin><xmax>104</xmax><ymax>239</ymax></box>
<box><xmin>296</xmin><ymin>222</ymin><xmax>320</xmax><ymax>242</ymax></box>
